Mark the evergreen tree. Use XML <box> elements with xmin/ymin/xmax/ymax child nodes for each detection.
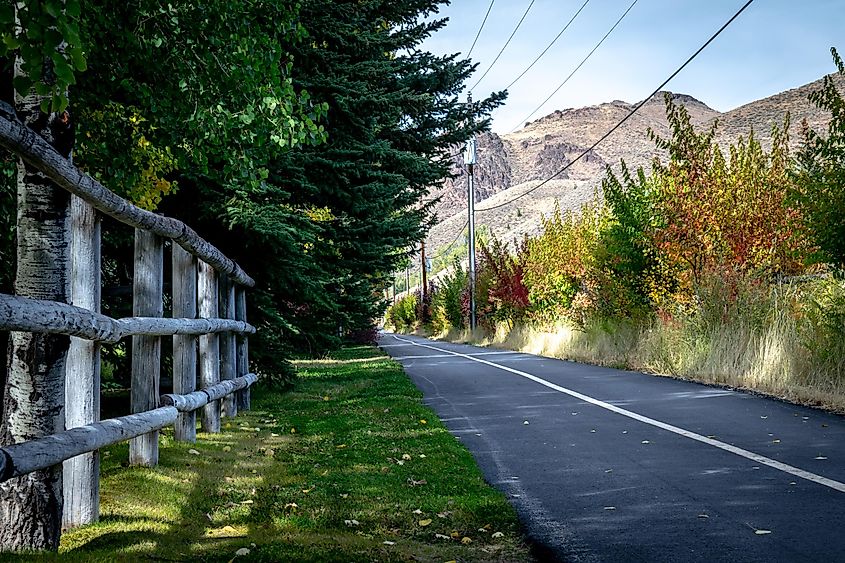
<box><xmin>275</xmin><ymin>0</ymin><xmax>505</xmax><ymax>348</ymax></box>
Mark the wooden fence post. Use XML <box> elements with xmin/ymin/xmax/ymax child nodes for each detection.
<box><xmin>219</xmin><ymin>276</ymin><xmax>237</xmax><ymax>418</ymax></box>
<box><xmin>198</xmin><ymin>261</ymin><xmax>221</xmax><ymax>432</ymax></box>
<box><xmin>63</xmin><ymin>196</ymin><xmax>101</xmax><ymax>528</ymax></box>
<box><xmin>235</xmin><ymin>288</ymin><xmax>251</xmax><ymax>411</ymax></box>
<box><xmin>172</xmin><ymin>244</ymin><xmax>198</xmax><ymax>442</ymax></box>
<box><xmin>129</xmin><ymin>230</ymin><xmax>163</xmax><ymax>466</ymax></box>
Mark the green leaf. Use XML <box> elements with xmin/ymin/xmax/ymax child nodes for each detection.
<box><xmin>51</xmin><ymin>52</ymin><xmax>75</xmax><ymax>85</ymax></box>
<box><xmin>69</xmin><ymin>46</ymin><xmax>87</xmax><ymax>71</ymax></box>
<box><xmin>66</xmin><ymin>0</ymin><xmax>82</xmax><ymax>18</ymax></box>
<box><xmin>44</xmin><ymin>0</ymin><xmax>61</xmax><ymax>18</ymax></box>
<box><xmin>2</xmin><ymin>33</ymin><xmax>20</xmax><ymax>52</ymax></box>
<box><xmin>12</xmin><ymin>76</ymin><xmax>33</xmax><ymax>96</ymax></box>
<box><xmin>0</xmin><ymin>3</ymin><xmax>13</xmax><ymax>24</ymax></box>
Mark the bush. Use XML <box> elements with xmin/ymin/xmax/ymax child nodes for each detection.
<box><xmin>387</xmin><ymin>294</ymin><xmax>418</xmax><ymax>332</ymax></box>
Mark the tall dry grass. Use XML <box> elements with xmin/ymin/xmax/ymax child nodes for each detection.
<box><xmin>436</xmin><ymin>280</ymin><xmax>845</xmax><ymax>413</ymax></box>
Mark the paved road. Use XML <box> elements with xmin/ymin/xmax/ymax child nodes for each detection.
<box><xmin>380</xmin><ymin>333</ymin><xmax>845</xmax><ymax>563</ymax></box>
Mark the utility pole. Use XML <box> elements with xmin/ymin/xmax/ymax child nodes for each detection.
<box><xmin>405</xmin><ymin>266</ymin><xmax>410</xmax><ymax>297</ymax></box>
<box><xmin>464</xmin><ymin>94</ymin><xmax>478</xmax><ymax>331</ymax></box>
<box><xmin>421</xmin><ymin>241</ymin><xmax>428</xmax><ymax>320</ymax></box>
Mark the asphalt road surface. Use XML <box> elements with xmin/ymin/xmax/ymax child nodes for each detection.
<box><xmin>380</xmin><ymin>333</ymin><xmax>845</xmax><ymax>563</ymax></box>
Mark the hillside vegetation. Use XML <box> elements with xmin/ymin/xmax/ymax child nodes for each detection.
<box><xmin>388</xmin><ymin>51</ymin><xmax>845</xmax><ymax>412</ymax></box>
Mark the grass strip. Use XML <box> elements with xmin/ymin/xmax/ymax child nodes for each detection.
<box><xmin>36</xmin><ymin>345</ymin><xmax>533</xmax><ymax>562</ymax></box>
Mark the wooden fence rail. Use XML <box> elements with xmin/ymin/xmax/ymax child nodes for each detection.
<box><xmin>0</xmin><ymin>108</ymin><xmax>259</xmax><ymax>545</ymax></box>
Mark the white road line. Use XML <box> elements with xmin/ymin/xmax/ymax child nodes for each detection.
<box><xmin>391</xmin><ymin>335</ymin><xmax>845</xmax><ymax>494</ymax></box>
<box><xmin>393</xmin><ymin>351</ymin><xmax>519</xmax><ymax>360</ymax></box>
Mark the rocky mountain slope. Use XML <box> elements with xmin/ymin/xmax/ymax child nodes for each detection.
<box><xmin>426</xmin><ymin>73</ymin><xmax>843</xmax><ymax>256</ymax></box>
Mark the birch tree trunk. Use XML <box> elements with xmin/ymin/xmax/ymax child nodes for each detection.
<box><xmin>0</xmin><ymin>55</ymin><xmax>73</xmax><ymax>550</ymax></box>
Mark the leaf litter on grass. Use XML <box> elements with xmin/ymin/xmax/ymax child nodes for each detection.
<box><xmin>55</xmin><ymin>346</ymin><xmax>533</xmax><ymax>562</ymax></box>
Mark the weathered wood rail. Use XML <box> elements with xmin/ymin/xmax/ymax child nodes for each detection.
<box><xmin>0</xmin><ymin>108</ymin><xmax>259</xmax><ymax>542</ymax></box>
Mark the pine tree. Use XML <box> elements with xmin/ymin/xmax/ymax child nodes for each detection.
<box><xmin>276</xmin><ymin>0</ymin><xmax>505</xmax><ymax>346</ymax></box>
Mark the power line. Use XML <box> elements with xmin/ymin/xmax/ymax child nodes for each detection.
<box><xmin>466</xmin><ymin>0</ymin><xmax>496</xmax><ymax>60</ymax></box>
<box><xmin>431</xmin><ymin>220</ymin><xmax>469</xmax><ymax>261</ymax></box>
<box><xmin>470</xmin><ymin>0</ymin><xmax>536</xmax><ymax>93</ymax></box>
<box><xmin>509</xmin><ymin>0</ymin><xmax>639</xmax><ymax>132</ymax></box>
<box><xmin>503</xmin><ymin>0</ymin><xmax>592</xmax><ymax>92</ymax></box>
<box><xmin>477</xmin><ymin>0</ymin><xmax>756</xmax><ymax>214</ymax></box>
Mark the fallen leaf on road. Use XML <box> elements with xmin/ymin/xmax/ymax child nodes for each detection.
<box><xmin>604</xmin><ymin>506</ymin><xmax>616</xmax><ymax>511</ymax></box>
<box><xmin>760</xmin><ymin>416</ymin><xmax>767</xmax><ymax>419</ymax></box>
<box><xmin>815</xmin><ymin>456</ymin><xmax>828</xmax><ymax>460</ymax></box>
<box><xmin>698</xmin><ymin>514</ymin><xmax>709</xmax><ymax>519</ymax></box>
<box><xmin>641</xmin><ymin>440</ymin><xmax>650</xmax><ymax>444</ymax></box>
<box><xmin>523</xmin><ymin>421</ymin><xmax>529</xmax><ymax>425</ymax></box>
<box><xmin>772</xmin><ymin>440</ymin><xmax>780</xmax><ymax>444</ymax></box>
<box><xmin>590</xmin><ymin>429</ymin><xmax>596</xmax><ymax>433</ymax></box>
<box><xmin>755</xmin><ymin>529</ymin><xmax>772</xmax><ymax>535</ymax></box>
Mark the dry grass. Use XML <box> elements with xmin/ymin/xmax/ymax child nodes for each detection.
<box><xmin>438</xmin><ymin>308</ymin><xmax>845</xmax><ymax>414</ymax></box>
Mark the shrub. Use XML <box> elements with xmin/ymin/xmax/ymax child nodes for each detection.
<box><xmin>387</xmin><ymin>294</ymin><xmax>418</xmax><ymax>332</ymax></box>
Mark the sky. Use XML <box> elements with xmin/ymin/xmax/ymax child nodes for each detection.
<box><xmin>420</xmin><ymin>0</ymin><xmax>845</xmax><ymax>134</ymax></box>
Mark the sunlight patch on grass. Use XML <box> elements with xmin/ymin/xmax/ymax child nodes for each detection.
<box><xmin>49</xmin><ymin>345</ymin><xmax>532</xmax><ymax>562</ymax></box>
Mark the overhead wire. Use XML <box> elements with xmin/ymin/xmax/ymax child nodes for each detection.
<box><xmin>466</xmin><ymin>0</ymin><xmax>496</xmax><ymax>60</ymax></box>
<box><xmin>503</xmin><ymin>0</ymin><xmax>592</xmax><ymax>92</ymax></box>
<box><xmin>469</xmin><ymin>0</ymin><xmax>536</xmax><ymax>93</ymax></box>
<box><xmin>509</xmin><ymin>0</ymin><xmax>639</xmax><ymax>132</ymax></box>
<box><xmin>476</xmin><ymin>0</ymin><xmax>756</xmax><ymax>214</ymax></box>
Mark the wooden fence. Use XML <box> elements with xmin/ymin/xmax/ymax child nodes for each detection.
<box><xmin>0</xmin><ymin>107</ymin><xmax>258</xmax><ymax>534</ymax></box>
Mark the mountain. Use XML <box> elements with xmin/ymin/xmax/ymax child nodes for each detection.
<box><xmin>425</xmin><ymin>74</ymin><xmax>843</xmax><ymax>257</ymax></box>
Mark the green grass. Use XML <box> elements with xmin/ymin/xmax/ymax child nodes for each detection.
<box><xmin>37</xmin><ymin>346</ymin><xmax>532</xmax><ymax>562</ymax></box>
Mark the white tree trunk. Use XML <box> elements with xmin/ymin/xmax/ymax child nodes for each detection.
<box><xmin>0</xmin><ymin>54</ymin><xmax>72</xmax><ymax>551</ymax></box>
